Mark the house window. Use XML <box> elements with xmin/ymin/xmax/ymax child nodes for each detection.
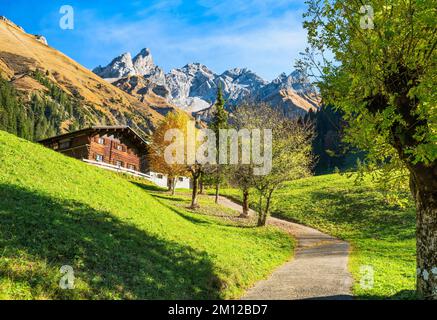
<box><xmin>95</xmin><ymin>154</ymin><xmax>104</xmax><ymax>162</ymax></box>
<box><xmin>115</xmin><ymin>160</ymin><xmax>124</xmax><ymax>167</ymax></box>
<box><xmin>128</xmin><ymin>164</ymin><xmax>136</xmax><ymax>171</ymax></box>
<box><xmin>179</xmin><ymin>177</ymin><xmax>184</xmax><ymax>182</ymax></box>
<box><xmin>98</xmin><ymin>137</ymin><xmax>105</xmax><ymax>145</ymax></box>
<box><xmin>59</xmin><ymin>140</ymin><xmax>71</xmax><ymax>149</ymax></box>
<box><xmin>157</xmin><ymin>174</ymin><xmax>163</xmax><ymax>179</ymax></box>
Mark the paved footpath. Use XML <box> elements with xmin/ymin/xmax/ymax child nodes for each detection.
<box><xmin>213</xmin><ymin>196</ymin><xmax>353</xmax><ymax>300</ymax></box>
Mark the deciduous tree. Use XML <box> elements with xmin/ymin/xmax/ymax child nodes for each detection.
<box><xmin>147</xmin><ymin>111</ymin><xmax>189</xmax><ymax>195</ymax></box>
<box><xmin>301</xmin><ymin>0</ymin><xmax>437</xmax><ymax>298</ymax></box>
<box><xmin>233</xmin><ymin>102</ymin><xmax>314</xmax><ymax>226</ymax></box>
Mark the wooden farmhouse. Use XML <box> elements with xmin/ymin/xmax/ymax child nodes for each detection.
<box><xmin>39</xmin><ymin>126</ymin><xmax>191</xmax><ymax>188</ymax></box>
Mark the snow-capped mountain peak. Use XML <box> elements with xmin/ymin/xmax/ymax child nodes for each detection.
<box><xmin>92</xmin><ymin>52</ymin><xmax>136</xmax><ymax>79</ymax></box>
<box><xmin>132</xmin><ymin>48</ymin><xmax>155</xmax><ymax>75</ymax></box>
<box><xmin>93</xmin><ymin>48</ymin><xmax>320</xmax><ymax>115</ymax></box>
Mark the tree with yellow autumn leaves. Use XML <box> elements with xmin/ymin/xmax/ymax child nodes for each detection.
<box><xmin>147</xmin><ymin>111</ymin><xmax>190</xmax><ymax>195</ymax></box>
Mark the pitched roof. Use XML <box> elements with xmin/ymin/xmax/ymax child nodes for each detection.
<box><xmin>38</xmin><ymin>126</ymin><xmax>149</xmax><ymax>148</ymax></box>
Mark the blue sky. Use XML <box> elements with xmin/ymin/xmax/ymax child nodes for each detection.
<box><xmin>2</xmin><ymin>0</ymin><xmax>308</xmax><ymax>80</ymax></box>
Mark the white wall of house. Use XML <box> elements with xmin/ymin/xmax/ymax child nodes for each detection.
<box><xmin>148</xmin><ymin>171</ymin><xmax>168</xmax><ymax>188</ymax></box>
<box><xmin>147</xmin><ymin>172</ymin><xmax>191</xmax><ymax>189</ymax></box>
<box><xmin>174</xmin><ymin>176</ymin><xmax>191</xmax><ymax>189</ymax></box>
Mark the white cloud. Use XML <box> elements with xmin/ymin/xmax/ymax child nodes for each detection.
<box><xmin>72</xmin><ymin>4</ymin><xmax>308</xmax><ymax>80</ymax></box>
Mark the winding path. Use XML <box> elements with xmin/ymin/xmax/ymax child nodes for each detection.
<box><xmin>213</xmin><ymin>196</ymin><xmax>353</xmax><ymax>300</ymax></box>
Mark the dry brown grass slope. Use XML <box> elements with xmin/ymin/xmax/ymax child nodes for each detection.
<box><xmin>0</xmin><ymin>18</ymin><xmax>178</xmax><ymax>135</ymax></box>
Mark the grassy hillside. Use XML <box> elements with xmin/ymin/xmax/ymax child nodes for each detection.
<box><xmin>218</xmin><ymin>174</ymin><xmax>417</xmax><ymax>299</ymax></box>
<box><xmin>0</xmin><ymin>18</ymin><xmax>176</xmax><ymax>137</ymax></box>
<box><xmin>0</xmin><ymin>130</ymin><xmax>293</xmax><ymax>299</ymax></box>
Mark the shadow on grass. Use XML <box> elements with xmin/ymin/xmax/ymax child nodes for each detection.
<box><xmin>130</xmin><ymin>181</ymin><xmax>166</xmax><ymax>193</ymax></box>
<box><xmin>131</xmin><ymin>182</ymin><xmax>188</xmax><ymax>202</ymax></box>
<box><xmin>0</xmin><ymin>183</ymin><xmax>222</xmax><ymax>299</ymax></box>
<box><xmin>150</xmin><ymin>194</ymin><xmax>187</xmax><ymax>203</ymax></box>
<box><xmin>359</xmin><ymin>290</ymin><xmax>417</xmax><ymax>300</ymax></box>
<box><xmin>274</xmin><ymin>188</ymin><xmax>415</xmax><ymax>241</ymax></box>
<box><xmin>134</xmin><ymin>183</ymin><xmax>258</xmax><ymax>229</ymax></box>
<box><xmin>131</xmin><ymin>182</ymin><xmax>209</xmax><ymax>225</ymax></box>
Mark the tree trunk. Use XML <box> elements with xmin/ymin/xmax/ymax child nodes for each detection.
<box><xmin>257</xmin><ymin>194</ymin><xmax>265</xmax><ymax>227</ymax></box>
<box><xmin>257</xmin><ymin>214</ymin><xmax>263</xmax><ymax>226</ymax></box>
<box><xmin>365</xmin><ymin>65</ymin><xmax>437</xmax><ymax>299</ymax></box>
<box><xmin>409</xmin><ymin>166</ymin><xmax>437</xmax><ymax>299</ymax></box>
<box><xmin>167</xmin><ymin>176</ymin><xmax>173</xmax><ymax>192</ymax></box>
<box><xmin>257</xmin><ymin>195</ymin><xmax>262</xmax><ymax>226</ymax></box>
<box><xmin>199</xmin><ymin>179</ymin><xmax>204</xmax><ymax>194</ymax></box>
<box><xmin>171</xmin><ymin>177</ymin><xmax>177</xmax><ymax>196</ymax></box>
<box><xmin>390</xmin><ymin>109</ymin><xmax>437</xmax><ymax>299</ymax></box>
<box><xmin>241</xmin><ymin>189</ymin><xmax>250</xmax><ymax>218</ymax></box>
<box><xmin>190</xmin><ymin>175</ymin><xmax>199</xmax><ymax>209</ymax></box>
<box><xmin>257</xmin><ymin>211</ymin><xmax>267</xmax><ymax>227</ymax></box>
<box><xmin>257</xmin><ymin>191</ymin><xmax>273</xmax><ymax>227</ymax></box>
<box><xmin>215</xmin><ymin>183</ymin><xmax>220</xmax><ymax>204</ymax></box>
<box><xmin>257</xmin><ymin>215</ymin><xmax>265</xmax><ymax>226</ymax></box>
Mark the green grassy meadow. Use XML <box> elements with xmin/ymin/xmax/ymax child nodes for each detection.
<box><xmin>218</xmin><ymin>174</ymin><xmax>417</xmax><ymax>299</ymax></box>
<box><xmin>0</xmin><ymin>130</ymin><xmax>293</xmax><ymax>299</ymax></box>
<box><xmin>0</xmin><ymin>129</ymin><xmax>417</xmax><ymax>300</ymax></box>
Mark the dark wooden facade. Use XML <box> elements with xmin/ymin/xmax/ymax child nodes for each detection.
<box><xmin>39</xmin><ymin>126</ymin><xmax>149</xmax><ymax>173</ymax></box>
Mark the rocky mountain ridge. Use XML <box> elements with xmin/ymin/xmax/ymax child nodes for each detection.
<box><xmin>93</xmin><ymin>48</ymin><xmax>320</xmax><ymax>116</ymax></box>
<box><xmin>0</xmin><ymin>17</ymin><xmax>176</xmax><ymax>139</ymax></box>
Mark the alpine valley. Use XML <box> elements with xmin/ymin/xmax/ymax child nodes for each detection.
<box><xmin>0</xmin><ymin>15</ymin><xmax>319</xmax><ymax>142</ymax></box>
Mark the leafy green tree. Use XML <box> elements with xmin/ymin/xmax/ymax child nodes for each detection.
<box><xmin>233</xmin><ymin>102</ymin><xmax>314</xmax><ymax>226</ymax></box>
<box><xmin>301</xmin><ymin>0</ymin><xmax>436</xmax><ymax>298</ymax></box>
